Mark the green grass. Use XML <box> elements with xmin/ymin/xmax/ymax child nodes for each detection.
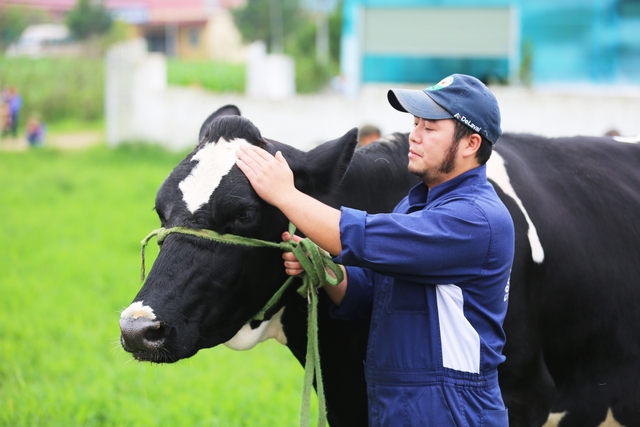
<box><xmin>167</xmin><ymin>59</ymin><xmax>245</xmax><ymax>93</ymax></box>
<box><xmin>0</xmin><ymin>144</ymin><xmax>315</xmax><ymax>426</ymax></box>
<box><xmin>45</xmin><ymin>118</ymin><xmax>105</xmax><ymax>134</ymax></box>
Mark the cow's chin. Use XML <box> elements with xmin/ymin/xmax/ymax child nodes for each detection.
<box><xmin>130</xmin><ymin>350</ymin><xmax>180</xmax><ymax>364</ymax></box>
<box><xmin>120</xmin><ymin>336</ymin><xmax>198</xmax><ymax>364</ymax></box>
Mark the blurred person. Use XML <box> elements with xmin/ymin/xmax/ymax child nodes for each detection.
<box><xmin>357</xmin><ymin>124</ymin><xmax>381</xmax><ymax>147</ymax></box>
<box><xmin>236</xmin><ymin>74</ymin><xmax>514</xmax><ymax>427</ymax></box>
<box><xmin>3</xmin><ymin>86</ymin><xmax>23</xmax><ymax>138</ymax></box>
<box><xmin>26</xmin><ymin>114</ymin><xmax>45</xmax><ymax>147</ymax></box>
<box><xmin>0</xmin><ymin>95</ymin><xmax>11</xmax><ymax>137</ymax></box>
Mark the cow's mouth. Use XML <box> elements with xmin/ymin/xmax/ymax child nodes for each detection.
<box><xmin>130</xmin><ymin>349</ymin><xmax>178</xmax><ymax>364</ymax></box>
<box><xmin>120</xmin><ymin>333</ymin><xmax>181</xmax><ymax>363</ymax></box>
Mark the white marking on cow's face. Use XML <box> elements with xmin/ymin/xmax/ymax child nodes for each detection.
<box><xmin>487</xmin><ymin>152</ymin><xmax>545</xmax><ymax>263</ymax></box>
<box><xmin>120</xmin><ymin>301</ymin><xmax>156</xmax><ymax>321</ymax></box>
<box><xmin>223</xmin><ymin>308</ymin><xmax>287</xmax><ymax>351</ymax></box>
<box><xmin>179</xmin><ymin>138</ymin><xmax>249</xmax><ymax>214</ymax></box>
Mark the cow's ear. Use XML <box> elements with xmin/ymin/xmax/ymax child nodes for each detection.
<box><xmin>198</xmin><ymin>105</ymin><xmax>242</xmax><ymax>142</ymax></box>
<box><xmin>290</xmin><ymin>127</ymin><xmax>359</xmax><ymax>195</ymax></box>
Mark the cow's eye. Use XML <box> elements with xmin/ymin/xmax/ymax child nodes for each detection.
<box><xmin>236</xmin><ymin>208</ymin><xmax>256</xmax><ymax>222</ymax></box>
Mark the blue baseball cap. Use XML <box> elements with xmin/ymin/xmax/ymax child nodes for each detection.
<box><xmin>387</xmin><ymin>74</ymin><xmax>502</xmax><ymax>145</ymax></box>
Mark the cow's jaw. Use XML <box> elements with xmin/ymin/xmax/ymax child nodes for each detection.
<box><xmin>224</xmin><ymin>307</ymin><xmax>287</xmax><ymax>350</ymax></box>
<box><xmin>179</xmin><ymin>138</ymin><xmax>248</xmax><ymax>213</ymax></box>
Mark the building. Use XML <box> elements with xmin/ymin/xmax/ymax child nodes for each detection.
<box><xmin>2</xmin><ymin>0</ymin><xmax>247</xmax><ymax>61</ymax></box>
<box><xmin>340</xmin><ymin>0</ymin><xmax>640</xmax><ymax>95</ymax></box>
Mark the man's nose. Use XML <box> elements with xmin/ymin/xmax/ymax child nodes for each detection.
<box><xmin>409</xmin><ymin>127</ymin><xmax>420</xmax><ymax>144</ymax></box>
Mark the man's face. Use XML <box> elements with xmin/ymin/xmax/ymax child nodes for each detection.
<box><xmin>408</xmin><ymin>117</ymin><xmax>460</xmax><ymax>187</ymax></box>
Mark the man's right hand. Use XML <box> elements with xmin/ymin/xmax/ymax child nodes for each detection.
<box><xmin>282</xmin><ymin>231</ymin><xmax>348</xmax><ymax>306</ymax></box>
<box><xmin>282</xmin><ymin>231</ymin><xmax>305</xmax><ymax>276</ymax></box>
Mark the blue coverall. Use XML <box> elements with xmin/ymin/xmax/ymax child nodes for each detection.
<box><xmin>332</xmin><ymin>165</ymin><xmax>514</xmax><ymax>427</ymax></box>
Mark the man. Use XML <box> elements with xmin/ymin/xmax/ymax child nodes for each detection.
<box><xmin>236</xmin><ymin>74</ymin><xmax>514</xmax><ymax>427</ymax></box>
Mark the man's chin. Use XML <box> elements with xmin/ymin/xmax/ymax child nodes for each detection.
<box><xmin>408</xmin><ymin>165</ymin><xmax>425</xmax><ymax>179</ymax></box>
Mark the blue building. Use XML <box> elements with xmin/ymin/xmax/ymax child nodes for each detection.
<box><xmin>340</xmin><ymin>0</ymin><xmax>640</xmax><ymax>95</ymax></box>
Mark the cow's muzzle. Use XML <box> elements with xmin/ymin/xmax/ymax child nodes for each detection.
<box><xmin>119</xmin><ymin>317</ymin><xmax>173</xmax><ymax>362</ymax></box>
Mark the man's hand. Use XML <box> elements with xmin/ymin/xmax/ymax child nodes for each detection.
<box><xmin>237</xmin><ymin>143</ymin><xmax>343</xmax><ymax>256</ymax></box>
<box><xmin>282</xmin><ymin>231</ymin><xmax>347</xmax><ymax>306</ymax></box>
<box><xmin>236</xmin><ymin>145</ymin><xmax>295</xmax><ymax>207</ymax></box>
<box><xmin>282</xmin><ymin>231</ymin><xmax>305</xmax><ymax>276</ymax></box>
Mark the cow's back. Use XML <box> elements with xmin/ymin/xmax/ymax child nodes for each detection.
<box><xmin>493</xmin><ymin>134</ymin><xmax>640</xmax><ymax>427</ymax></box>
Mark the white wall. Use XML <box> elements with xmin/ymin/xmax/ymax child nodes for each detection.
<box><xmin>106</xmin><ymin>41</ymin><xmax>640</xmax><ymax>152</ymax></box>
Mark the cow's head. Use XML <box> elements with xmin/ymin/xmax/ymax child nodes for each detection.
<box><xmin>119</xmin><ymin>105</ymin><xmax>358</xmax><ymax>362</ymax></box>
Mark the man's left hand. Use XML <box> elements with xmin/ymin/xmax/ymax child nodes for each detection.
<box><xmin>236</xmin><ymin>145</ymin><xmax>295</xmax><ymax>207</ymax></box>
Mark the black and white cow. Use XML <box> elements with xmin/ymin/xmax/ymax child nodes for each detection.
<box><xmin>120</xmin><ymin>105</ymin><xmax>640</xmax><ymax>427</ymax></box>
<box><xmin>492</xmin><ymin>133</ymin><xmax>640</xmax><ymax>427</ymax></box>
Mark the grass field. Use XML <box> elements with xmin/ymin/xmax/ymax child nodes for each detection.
<box><xmin>0</xmin><ymin>143</ymin><xmax>315</xmax><ymax>426</ymax></box>
<box><xmin>167</xmin><ymin>58</ymin><xmax>245</xmax><ymax>93</ymax></box>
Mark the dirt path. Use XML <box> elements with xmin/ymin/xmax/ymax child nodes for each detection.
<box><xmin>0</xmin><ymin>130</ymin><xmax>104</xmax><ymax>152</ymax></box>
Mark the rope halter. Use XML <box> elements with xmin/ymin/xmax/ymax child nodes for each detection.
<box><xmin>139</xmin><ymin>222</ymin><xmax>344</xmax><ymax>427</ymax></box>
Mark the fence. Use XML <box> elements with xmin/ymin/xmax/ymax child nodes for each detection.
<box><xmin>106</xmin><ymin>40</ymin><xmax>640</xmax><ymax>152</ymax></box>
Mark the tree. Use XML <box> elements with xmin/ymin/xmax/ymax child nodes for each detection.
<box><xmin>0</xmin><ymin>5</ymin><xmax>46</xmax><ymax>49</ymax></box>
<box><xmin>231</xmin><ymin>0</ymin><xmax>343</xmax><ymax>93</ymax></box>
<box><xmin>65</xmin><ymin>0</ymin><xmax>113</xmax><ymax>40</ymax></box>
<box><xmin>231</xmin><ymin>0</ymin><xmax>304</xmax><ymax>54</ymax></box>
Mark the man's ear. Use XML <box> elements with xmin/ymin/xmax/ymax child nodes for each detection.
<box><xmin>462</xmin><ymin>133</ymin><xmax>483</xmax><ymax>158</ymax></box>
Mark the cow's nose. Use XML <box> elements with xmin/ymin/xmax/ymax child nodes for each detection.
<box><xmin>119</xmin><ymin>317</ymin><xmax>170</xmax><ymax>353</ymax></box>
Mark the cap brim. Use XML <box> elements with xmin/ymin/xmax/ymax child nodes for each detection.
<box><xmin>388</xmin><ymin>89</ymin><xmax>453</xmax><ymax>120</ymax></box>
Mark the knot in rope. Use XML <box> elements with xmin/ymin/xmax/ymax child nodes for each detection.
<box><xmin>139</xmin><ymin>222</ymin><xmax>343</xmax><ymax>427</ymax></box>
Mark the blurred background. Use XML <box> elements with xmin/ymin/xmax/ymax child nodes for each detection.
<box><xmin>0</xmin><ymin>1</ymin><xmax>638</xmax><ymax>426</ymax></box>
<box><xmin>1</xmin><ymin>0</ymin><xmax>639</xmax><ymax>151</ymax></box>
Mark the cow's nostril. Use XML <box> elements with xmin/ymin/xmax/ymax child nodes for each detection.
<box><xmin>119</xmin><ymin>317</ymin><xmax>169</xmax><ymax>353</ymax></box>
<box><xmin>143</xmin><ymin>322</ymin><xmax>169</xmax><ymax>342</ymax></box>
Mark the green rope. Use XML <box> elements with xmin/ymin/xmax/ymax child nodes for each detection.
<box><xmin>140</xmin><ymin>223</ymin><xmax>343</xmax><ymax>427</ymax></box>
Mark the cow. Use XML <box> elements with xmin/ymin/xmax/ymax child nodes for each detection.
<box><xmin>119</xmin><ymin>105</ymin><xmax>640</xmax><ymax>427</ymax></box>
<box><xmin>493</xmin><ymin>134</ymin><xmax>640</xmax><ymax>427</ymax></box>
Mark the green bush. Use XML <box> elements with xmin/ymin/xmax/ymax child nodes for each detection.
<box><xmin>295</xmin><ymin>55</ymin><xmax>337</xmax><ymax>93</ymax></box>
<box><xmin>167</xmin><ymin>58</ymin><xmax>245</xmax><ymax>93</ymax></box>
<box><xmin>0</xmin><ymin>54</ymin><xmax>247</xmax><ymax>130</ymax></box>
<box><xmin>231</xmin><ymin>0</ymin><xmax>343</xmax><ymax>94</ymax></box>
<box><xmin>0</xmin><ymin>56</ymin><xmax>104</xmax><ymax>125</ymax></box>
<box><xmin>0</xmin><ymin>5</ymin><xmax>47</xmax><ymax>50</ymax></box>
